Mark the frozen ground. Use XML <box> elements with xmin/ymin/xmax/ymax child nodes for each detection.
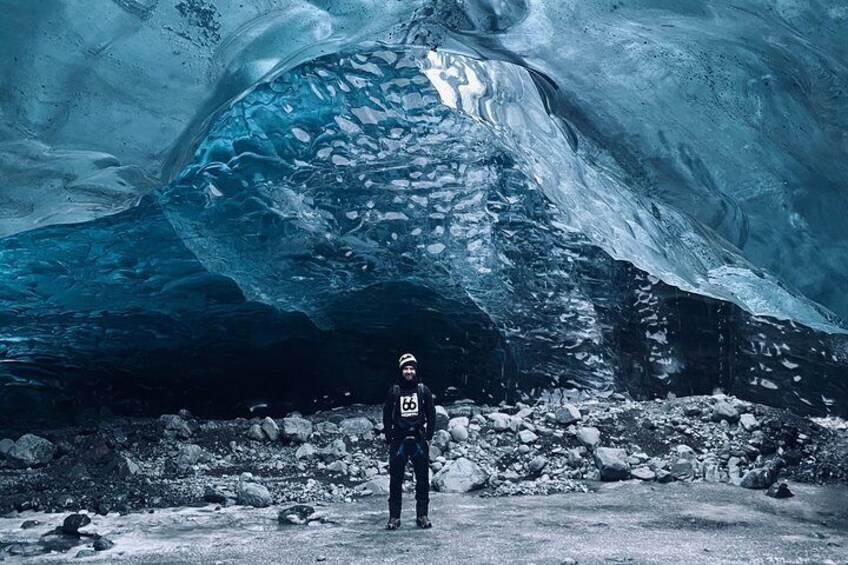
<box><xmin>2</xmin><ymin>481</ymin><xmax>846</xmax><ymax>564</ymax></box>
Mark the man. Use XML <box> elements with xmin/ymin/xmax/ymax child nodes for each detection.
<box><xmin>382</xmin><ymin>352</ymin><xmax>436</xmax><ymax>530</ymax></box>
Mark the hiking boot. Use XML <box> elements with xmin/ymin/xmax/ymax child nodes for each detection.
<box><xmin>416</xmin><ymin>515</ymin><xmax>432</xmax><ymax>529</ymax></box>
<box><xmin>385</xmin><ymin>518</ymin><xmax>401</xmax><ymax>530</ymax></box>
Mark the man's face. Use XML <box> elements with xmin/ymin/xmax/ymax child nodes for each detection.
<box><xmin>402</xmin><ymin>364</ymin><xmax>416</xmax><ymax>381</ymax></box>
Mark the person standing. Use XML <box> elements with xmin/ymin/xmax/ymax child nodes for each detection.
<box><xmin>382</xmin><ymin>352</ymin><xmax>436</xmax><ymax>530</ymax></box>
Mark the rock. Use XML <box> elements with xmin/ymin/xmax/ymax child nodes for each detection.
<box><xmin>62</xmin><ymin>513</ymin><xmax>92</xmax><ymax>535</ymax></box>
<box><xmin>450</xmin><ymin>425</ymin><xmax>469</xmax><ymax>442</ymax></box>
<box><xmin>0</xmin><ymin>438</ymin><xmax>14</xmax><ymax>458</ymax></box>
<box><xmin>159</xmin><ymin>414</ymin><xmax>192</xmax><ymax>438</ymax></box>
<box><xmin>529</xmin><ymin>456</ymin><xmax>548</xmax><ymax>474</ymax></box>
<box><xmin>326</xmin><ymin>460</ymin><xmax>348</xmax><ymax>474</ymax></box>
<box><xmin>358</xmin><ymin>476</ymin><xmax>390</xmax><ymax>496</ymax></box>
<box><xmin>93</xmin><ymin>537</ymin><xmax>114</xmax><ymax>551</ymax></box>
<box><xmin>593</xmin><ymin>447</ymin><xmax>631</xmax><ymax>481</ymax></box>
<box><xmin>237</xmin><ymin>474</ymin><xmax>273</xmax><ymax>507</ymax></box>
<box><xmin>655</xmin><ymin>469</ymin><xmax>674</xmax><ymax>483</ymax></box>
<box><xmin>247</xmin><ymin>424</ymin><xmax>265</xmax><ymax>441</ymax></box>
<box><xmin>203</xmin><ymin>485</ymin><xmax>229</xmax><ymax>504</ymax></box>
<box><xmin>278</xmin><ymin>505</ymin><xmax>316</xmax><ymax>525</ymax></box>
<box><xmin>432</xmin><ymin>457</ymin><xmax>488</xmax><ymax>493</ymax></box>
<box><xmin>282</xmin><ymin>417</ymin><xmax>313</xmax><ymax>443</ymax></box>
<box><xmin>576</xmin><ymin>427</ymin><xmax>601</xmax><ymax>449</ymax></box>
<box><xmin>711</xmin><ymin>401</ymin><xmax>739</xmax><ymax>423</ymax></box>
<box><xmin>670</xmin><ymin>458</ymin><xmax>694</xmax><ymax>480</ymax></box>
<box><xmin>261</xmin><ymin>417</ymin><xmax>280</xmax><ymax>441</ymax></box>
<box><xmin>104</xmin><ymin>453</ymin><xmax>140</xmax><ymax>477</ymax></box>
<box><xmin>739</xmin><ymin>413</ymin><xmax>759</xmax><ymax>432</ymax></box>
<box><xmin>740</xmin><ymin>464</ymin><xmax>780</xmax><ymax>489</ymax></box>
<box><xmin>76</xmin><ymin>549</ymin><xmax>97</xmax><ymax>558</ymax></box>
<box><xmin>703</xmin><ymin>462</ymin><xmax>721</xmax><ymax>483</ymax></box>
<box><xmin>314</xmin><ymin>421</ymin><xmax>339</xmax><ymax>434</ymax></box>
<box><xmin>766</xmin><ymin>482</ymin><xmax>794</xmax><ymax>499</ymax></box>
<box><xmin>319</xmin><ymin>438</ymin><xmax>346</xmax><ymax>462</ymax></box>
<box><xmin>176</xmin><ymin>444</ymin><xmax>204</xmax><ymax>469</ymax></box>
<box><xmin>631</xmin><ymin>466</ymin><xmax>656</xmax><ymax>481</ymax></box>
<box><xmin>339</xmin><ymin>417</ymin><xmax>373</xmax><ymax>436</ymax></box>
<box><xmin>68</xmin><ymin>463</ymin><xmax>90</xmax><ymax>481</ymax></box>
<box><xmin>7</xmin><ymin>434</ymin><xmax>55</xmax><ymax>467</ymax></box>
<box><xmin>295</xmin><ymin>443</ymin><xmax>319</xmax><ymax>459</ymax></box>
<box><xmin>518</xmin><ymin>430</ymin><xmax>538</xmax><ymax>444</ymax></box>
<box><xmin>431</xmin><ymin>429</ymin><xmax>451</xmax><ymax>450</ymax></box>
<box><xmin>20</xmin><ymin>520</ymin><xmax>40</xmax><ymax>529</ymax></box>
<box><xmin>435</xmin><ymin>406</ymin><xmax>450</xmax><ymax>431</ymax></box>
<box><xmin>555</xmin><ymin>405</ymin><xmax>582</xmax><ymax>425</ymax></box>
<box><xmin>487</xmin><ymin>413</ymin><xmax>513</xmax><ymax>432</ymax></box>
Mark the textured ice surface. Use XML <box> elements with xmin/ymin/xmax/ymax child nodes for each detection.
<box><xmin>0</xmin><ymin>0</ymin><xmax>847</xmax><ymax>423</ymax></box>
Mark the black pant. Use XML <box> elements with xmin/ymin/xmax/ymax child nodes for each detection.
<box><xmin>388</xmin><ymin>437</ymin><xmax>429</xmax><ymax>518</ymax></box>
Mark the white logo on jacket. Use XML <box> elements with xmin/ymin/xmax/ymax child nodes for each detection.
<box><xmin>399</xmin><ymin>393</ymin><xmax>419</xmax><ymax>417</ymax></box>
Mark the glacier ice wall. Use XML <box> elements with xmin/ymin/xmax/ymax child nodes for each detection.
<box><xmin>0</xmin><ymin>0</ymin><xmax>847</xmax><ymax>424</ymax></box>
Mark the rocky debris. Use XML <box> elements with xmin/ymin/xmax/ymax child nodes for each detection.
<box><xmin>61</xmin><ymin>513</ymin><xmax>91</xmax><ymax>535</ymax></box>
<box><xmin>237</xmin><ymin>473</ymin><xmax>273</xmax><ymax>508</ymax></box>
<box><xmin>433</xmin><ymin>458</ymin><xmax>488</xmax><ymax>492</ymax></box>
<box><xmin>278</xmin><ymin>504</ymin><xmax>316</xmax><ymax>525</ymax></box>
<box><xmin>20</xmin><ymin>520</ymin><xmax>40</xmax><ymax>529</ymax></box>
<box><xmin>594</xmin><ymin>447</ymin><xmax>631</xmax><ymax>481</ymax></box>
<box><xmin>159</xmin><ymin>414</ymin><xmax>192</xmax><ymax>439</ymax></box>
<box><xmin>0</xmin><ymin>394</ymin><xmax>843</xmax><ymax>519</ymax></box>
<box><xmin>766</xmin><ymin>482</ymin><xmax>794</xmax><ymax>499</ymax></box>
<box><xmin>517</xmin><ymin>430</ymin><xmax>538</xmax><ymax>444</ymax></box>
<box><xmin>282</xmin><ymin>417</ymin><xmax>313</xmax><ymax>443</ymax></box>
<box><xmin>7</xmin><ymin>434</ymin><xmax>55</xmax><ymax>468</ymax></box>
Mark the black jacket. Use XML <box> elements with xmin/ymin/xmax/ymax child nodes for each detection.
<box><xmin>382</xmin><ymin>376</ymin><xmax>436</xmax><ymax>442</ymax></box>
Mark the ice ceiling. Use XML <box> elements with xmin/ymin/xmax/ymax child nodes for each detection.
<box><xmin>1</xmin><ymin>0</ymin><xmax>846</xmax><ymax>423</ymax></box>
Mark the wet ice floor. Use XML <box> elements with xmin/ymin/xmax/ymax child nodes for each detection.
<box><xmin>2</xmin><ymin>481</ymin><xmax>847</xmax><ymax>564</ymax></box>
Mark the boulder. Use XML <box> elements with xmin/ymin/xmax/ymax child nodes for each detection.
<box><xmin>431</xmin><ymin>429</ymin><xmax>451</xmax><ymax>450</ymax></box>
<box><xmin>176</xmin><ymin>444</ymin><xmax>205</xmax><ymax>469</ymax></box>
<box><xmin>159</xmin><ymin>414</ymin><xmax>192</xmax><ymax>438</ymax></box>
<box><xmin>282</xmin><ymin>417</ymin><xmax>313</xmax><ymax>443</ymax></box>
<box><xmin>295</xmin><ymin>443</ymin><xmax>318</xmax><ymax>459</ymax></box>
<box><xmin>435</xmin><ymin>406</ymin><xmax>450</xmax><ymax>431</ymax></box>
<box><xmin>93</xmin><ymin>537</ymin><xmax>115</xmax><ymax>551</ymax></box>
<box><xmin>0</xmin><ymin>438</ymin><xmax>14</xmax><ymax>458</ymax></box>
<box><xmin>594</xmin><ymin>447</ymin><xmax>631</xmax><ymax>481</ymax></box>
<box><xmin>766</xmin><ymin>482</ymin><xmax>794</xmax><ymax>499</ymax></box>
<box><xmin>711</xmin><ymin>401</ymin><xmax>740</xmax><ymax>423</ymax></box>
<box><xmin>319</xmin><ymin>438</ymin><xmax>347</xmax><ymax>462</ymax></box>
<box><xmin>576</xmin><ymin>427</ymin><xmax>601</xmax><ymax>449</ymax></box>
<box><xmin>7</xmin><ymin>434</ymin><xmax>55</xmax><ymax>468</ymax></box>
<box><xmin>517</xmin><ymin>430</ymin><xmax>538</xmax><ymax>444</ymax></box>
<box><xmin>555</xmin><ymin>405</ymin><xmax>582</xmax><ymax>425</ymax></box>
<box><xmin>432</xmin><ymin>457</ymin><xmax>488</xmax><ymax>493</ymax></box>
<box><xmin>203</xmin><ymin>485</ymin><xmax>230</xmax><ymax>504</ymax></box>
<box><xmin>739</xmin><ymin>413</ymin><xmax>759</xmax><ymax>432</ymax></box>
<box><xmin>61</xmin><ymin>513</ymin><xmax>91</xmax><ymax>535</ymax></box>
<box><xmin>450</xmin><ymin>425</ymin><xmax>469</xmax><ymax>442</ymax></box>
<box><xmin>528</xmin><ymin>456</ymin><xmax>548</xmax><ymax>474</ymax></box>
<box><xmin>278</xmin><ymin>504</ymin><xmax>316</xmax><ymax>525</ymax></box>
<box><xmin>261</xmin><ymin>417</ymin><xmax>280</xmax><ymax>441</ymax></box>
<box><xmin>740</xmin><ymin>465</ymin><xmax>780</xmax><ymax>489</ymax></box>
<box><xmin>358</xmin><ymin>476</ymin><xmax>390</xmax><ymax>496</ymax></box>
<box><xmin>247</xmin><ymin>424</ymin><xmax>265</xmax><ymax>441</ymax></box>
<box><xmin>103</xmin><ymin>453</ymin><xmax>140</xmax><ymax>477</ymax></box>
<box><xmin>670</xmin><ymin>458</ymin><xmax>694</xmax><ymax>481</ymax></box>
<box><xmin>339</xmin><ymin>417</ymin><xmax>373</xmax><ymax>436</ymax></box>
<box><xmin>237</xmin><ymin>474</ymin><xmax>273</xmax><ymax>507</ymax></box>
<box><xmin>487</xmin><ymin>413</ymin><xmax>513</xmax><ymax>432</ymax></box>
<box><xmin>631</xmin><ymin>466</ymin><xmax>656</xmax><ymax>481</ymax></box>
